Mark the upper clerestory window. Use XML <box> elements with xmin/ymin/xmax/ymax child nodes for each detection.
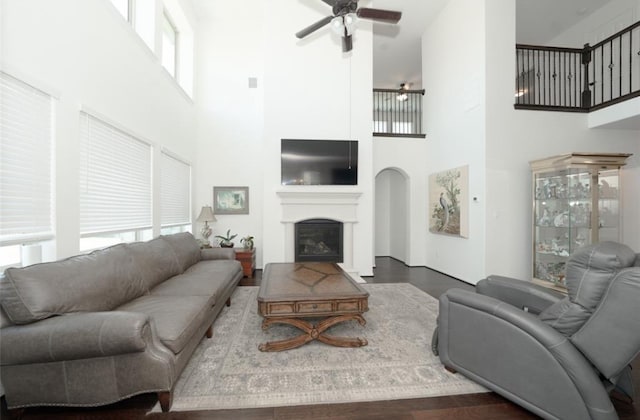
<box><xmin>162</xmin><ymin>10</ymin><xmax>178</xmax><ymax>78</ymax></box>
<box><xmin>107</xmin><ymin>0</ymin><xmax>193</xmax><ymax>97</ymax></box>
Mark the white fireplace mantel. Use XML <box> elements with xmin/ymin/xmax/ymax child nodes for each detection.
<box><xmin>277</xmin><ymin>189</ymin><xmax>362</xmax><ymax>271</ymax></box>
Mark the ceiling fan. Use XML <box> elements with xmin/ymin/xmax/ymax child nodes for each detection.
<box><xmin>295</xmin><ymin>0</ymin><xmax>402</xmax><ymax>53</ymax></box>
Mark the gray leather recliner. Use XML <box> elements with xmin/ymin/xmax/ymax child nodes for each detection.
<box><xmin>434</xmin><ymin>241</ymin><xmax>640</xmax><ymax>420</ymax></box>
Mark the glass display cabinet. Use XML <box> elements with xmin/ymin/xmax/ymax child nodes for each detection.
<box><xmin>530</xmin><ymin>153</ymin><xmax>631</xmax><ymax>288</ymax></box>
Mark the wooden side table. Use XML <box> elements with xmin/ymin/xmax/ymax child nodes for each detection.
<box><xmin>235</xmin><ymin>248</ymin><xmax>256</xmax><ymax>278</ymax></box>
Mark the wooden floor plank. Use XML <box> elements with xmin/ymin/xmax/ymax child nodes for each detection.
<box><xmin>411</xmin><ymin>403</ymin><xmax>538</xmax><ymax>420</ymax></box>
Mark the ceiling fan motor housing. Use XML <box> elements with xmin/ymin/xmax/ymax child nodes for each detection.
<box><xmin>333</xmin><ymin>0</ymin><xmax>358</xmax><ymax>17</ymax></box>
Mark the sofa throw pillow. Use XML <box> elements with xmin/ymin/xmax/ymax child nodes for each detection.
<box><xmin>0</xmin><ymin>244</ymin><xmax>146</xmax><ymax>324</ymax></box>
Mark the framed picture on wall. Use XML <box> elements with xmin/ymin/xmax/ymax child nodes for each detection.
<box><xmin>213</xmin><ymin>186</ymin><xmax>249</xmax><ymax>215</ymax></box>
<box><xmin>428</xmin><ymin>165</ymin><xmax>469</xmax><ymax>238</ymax></box>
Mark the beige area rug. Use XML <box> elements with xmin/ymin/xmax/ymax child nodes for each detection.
<box><xmin>166</xmin><ymin>283</ymin><xmax>487</xmax><ymax>411</ymax></box>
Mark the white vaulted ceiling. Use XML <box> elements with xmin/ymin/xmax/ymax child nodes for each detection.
<box><xmin>371</xmin><ymin>0</ymin><xmax>613</xmax><ymax>89</ymax></box>
<box><xmin>192</xmin><ymin>0</ymin><xmax>615</xmax><ymax>89</ymax></box>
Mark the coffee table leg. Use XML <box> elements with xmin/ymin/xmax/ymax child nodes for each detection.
<box><xmin>317</xmin><ymin>334</ymin><xmax>368</xmax><ymax>348</ymax></box>
<box><xmin>259</xmin><ymin>318</ymin><xmax>315</xmax><ymax>352</ymax></box>
<box><xmin>259</xmin><ymin>314</ymin><xmax>367</xmax><ymax>352</ymax></box>
<box><xmin>316</xmin><ymin>314</ymin><xmax>368</xmax><ymax>348</ymax></box>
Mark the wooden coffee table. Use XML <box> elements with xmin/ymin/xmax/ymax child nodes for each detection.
<box><xmin>257</xmin><ymin>262</ymin><xmax>369</xmax><ymax>352</ymax></box>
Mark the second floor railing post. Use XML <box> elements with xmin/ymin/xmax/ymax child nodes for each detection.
<box><xmin>581</xmin><ymin>43</ymin><xmax>592</xmax><ymax>109</ymax></box>
<box><xmin>516</xmin><ymin>21</ymin><xmax>640</xmax><ymax>112</ymax></box>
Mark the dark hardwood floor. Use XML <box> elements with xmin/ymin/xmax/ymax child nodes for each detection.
<box><xmin>2</xmin><ymin>257</ymin><xmax>638</xmax><ymax>419</ymax></box>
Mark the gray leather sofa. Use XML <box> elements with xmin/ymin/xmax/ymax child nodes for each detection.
<box><xmin>434</xmin><ymin>241</ymin><xmax>640</xmax><ymax>420</ymax></box>
<box><xmin>0</xmin><ymin>232</ymin><xmax>243</xmax><ymax>412</ymax></box>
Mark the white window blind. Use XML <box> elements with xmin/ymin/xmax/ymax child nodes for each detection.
<box><xmin>160</xmin><ymin>151</ymin><xmax>191</xmax><ymax>227</ymax></box>
<box><xmin>79</xmin><ymin>113</ymin><xmax>151</xmax><ymax>235</ymax></box>
<box><xmin>0</xmin><ymin>72</ymin><xmax>54</xmax><ymax>246</ymax></box>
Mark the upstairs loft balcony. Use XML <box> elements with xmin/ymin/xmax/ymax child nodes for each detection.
<box><xmin>515</xmin><ymin>20</ymin><xmax>640</xmax><ymax>113</ymax></box>
<box><xmin>373</xmin><ymin>88</ymin><xmax>426</xmax><ymax>138</ymax></box>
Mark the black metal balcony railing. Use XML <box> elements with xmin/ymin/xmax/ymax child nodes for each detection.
<box><xmin>515</xmin><ymin>20</ymin><xmax>640</xmax><ymax>111</ymax></box>
<box><xmin>373</xmin><ymin>88</ymin><xmax>425</xmax><ymax>138</ymax></box>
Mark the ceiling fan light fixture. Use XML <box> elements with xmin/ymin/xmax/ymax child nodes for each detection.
<box><xmin>396</xmin><ymin>83</ymin><xmax>409</xmax><ymax>101</ymax></box>
<box><xmin>344</xmin><ymin>13</ymin><xmax>356</xmax><ymax>28</ymax></box>
<box><xmin>331</xmin><ymin>16</ymin><xmax>344</xmax><ymax>34</ymax></box>
<box><xmin>331</xmin><ymin>14</ymin><xmax>357</xmax><ymax>36</ymax></box>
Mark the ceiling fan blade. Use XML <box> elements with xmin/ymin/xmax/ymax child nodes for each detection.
<box><xmin>356</xmin><ymin>8</ymin><xmax>402</xmax><ymax>23</ymax></box>
<box><xmin>295</xmin><ymin>15</ymin><xmax>334</xmax><ymax>39</ymax></box>
<box><xmin>342</xmin><ymin>34</ymin><xmax>353</xmax><ymax>52</ymax></box>
<box><xmin>321</xmin><ymin>0</ymin><xmax>338</xmax><ymax>5</ymax></box>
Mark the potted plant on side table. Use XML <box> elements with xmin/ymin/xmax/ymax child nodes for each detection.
<box><xmin>215</xmin><ymin>229</ymin><xmax>237</xmax><ymax>248</ymax></box>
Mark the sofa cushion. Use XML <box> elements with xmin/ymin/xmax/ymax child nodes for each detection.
<box><xmin>160</xmin><ymin>232</ymin><xmax>201</xmax><ymax>272</ymax></box>
<box><xmin>539</xmin><ymin>241</ymin><xmax>636</xmax><ymax>337</ymax></box>
<box><xmin>127</xmin><ymin>238</ymin><xmax>182</xmax><ymax>291</ymax></box>
<box><xmin>150</xmin><ymin>260</ymin><xmax>242</xmax><ymax>301</ymax></box>
<box><xmin>1</xmin><ymin>244</ymin><xmax>145</xmax><ymax>324</ymax></box>
<box><xmin>565</xmin><ymin>241</ymin><xmax>636</xmax><ymax>310</ymax></box>
<box><xmin>117</xmin><ymin>295</ymin><xmax>211</xmax><ymax>354</ymax></box>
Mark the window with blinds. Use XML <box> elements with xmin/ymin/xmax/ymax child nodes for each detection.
<box><xmin>160</xmin><ymin>151</ymin><xmax>191</xmax><ymax>228</ymax></box>
<box><xmin>79</xmin><ymin>113</ymin><xmax>152</xmax><ymax>237</ymax></box>
<box><xmin>0</xmin><ymin>71</ymin><xmax>54</xmax><ymax>247</ymax></box>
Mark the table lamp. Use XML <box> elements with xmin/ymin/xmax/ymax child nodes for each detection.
<box><xmin>196</xmin><ymin>205</ymin><xmax>216</xmax><ymax>244</ymax></box>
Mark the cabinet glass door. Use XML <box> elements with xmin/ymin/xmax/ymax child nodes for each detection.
<box><xmin>530</xmin><ymin>153</ymin><xmax>629</xmax><ymax>289</ymax></box>
<box><xmin>533</xmin><ymin>168</ymin><xmax>593</xmax><ymax>286</ymax></box>
<box><xmin>598</xmin><ymin>169</ymin><xmax>620</xmax><ymax>242</ymax></box>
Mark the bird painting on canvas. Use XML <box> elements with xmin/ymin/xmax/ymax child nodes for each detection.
<box><xmin>429</xmin><ymin>166</ymin><xmax>467</xmax><ymax>237</ymax></box>
<box><xmin>439</xmin><ymin>192</ymin><xmax>449</xmax><ymax>231</ymax></box>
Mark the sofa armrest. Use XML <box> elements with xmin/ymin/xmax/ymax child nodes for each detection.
<box><xmin>476</xmin><ymin>275</ymin><xmax>565</xmax><ymax>315</ymax></box>
<box><xmin>0</xmin><ymin>311</ymin><xmax>151</xmax><ymax>365</ymax></box>
<box><xmin>201</xmin><ymin>248</ymin><xmax>235</xmax><ymax>260</ymax></box>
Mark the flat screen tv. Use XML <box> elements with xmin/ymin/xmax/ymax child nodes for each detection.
<box><xmin>281</xmin><ymin>139</ymin><xmax>358</xmax><ymax>186</ymax></box>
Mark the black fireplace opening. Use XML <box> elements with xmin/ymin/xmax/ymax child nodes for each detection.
<box><xmin>295</xmin><ymin>219</ymin><xmax>343</xmax><ymax>263</ymax></box>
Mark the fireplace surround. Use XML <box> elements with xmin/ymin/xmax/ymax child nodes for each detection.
<box><xmin>277</xmin><ymin>190</ymin><xmax>361</xmax><ymax>272</ymax></box>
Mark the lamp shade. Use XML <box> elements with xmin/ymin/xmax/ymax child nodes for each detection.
<box><xmin>196</xmin><ymin>205</ymin><xmax>216</xmax><ymax>223</ymax></box>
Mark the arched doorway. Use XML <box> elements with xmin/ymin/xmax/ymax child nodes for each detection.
<box><xmin>374</xmin><ymin>168</ymin><xmax>409</xmax><ymax>264</ymax></box>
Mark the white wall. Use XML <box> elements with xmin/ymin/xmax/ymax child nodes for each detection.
<box><xmin>388</xmin><ymin>169</ymin><xmax>408</xmax><ymax>262</ymax></box>
<box><xmin>373</xmin><ymin>168</ymin><xmax>408</xmax><ymax>262</ymax></box>
<box><xmin>373</xmin><ymin>137</ymin><xmax>428</xmax><ymax>266</ymax></box>
<box><xmin>548</xmin><ymin>0</ymin><xmax>640</xmax><ymax>47</ymax></box>
<box><xmin>193</xmin><ymin>0</ymin><xmax>375</xmax><ymax>275</ymax></box>
<box><xmin>192</xmin><ymin>1</ymin><xmax>265</xmax><ymax>263</ymax></box>
<box><xmin>417</xmin><ymin>0</ymin><xmax>640</xmax><ymax>285</ymax></box>
<box><xmin>374</xmin><ymin>172</ymin><xmax>391</xmax><ymax>257</ymax></box>
<box><xmin>2</xmin><ymin>0</ymin><xmax>197</xmax><ymax>259</ymax></box>
<box><xmin>422</xmin><ymin>0</ymin><xmax>487</xmax><ymax>283</ymax></box>
<box><xmin>484</xmin><ymin>0</ymin><xmax>640</xmax><ymax>280</ymax></box>
<box><xmin>262</xmin><ymin>0</ymin><xmax>374</xmax><ymax>276</ymax></box>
